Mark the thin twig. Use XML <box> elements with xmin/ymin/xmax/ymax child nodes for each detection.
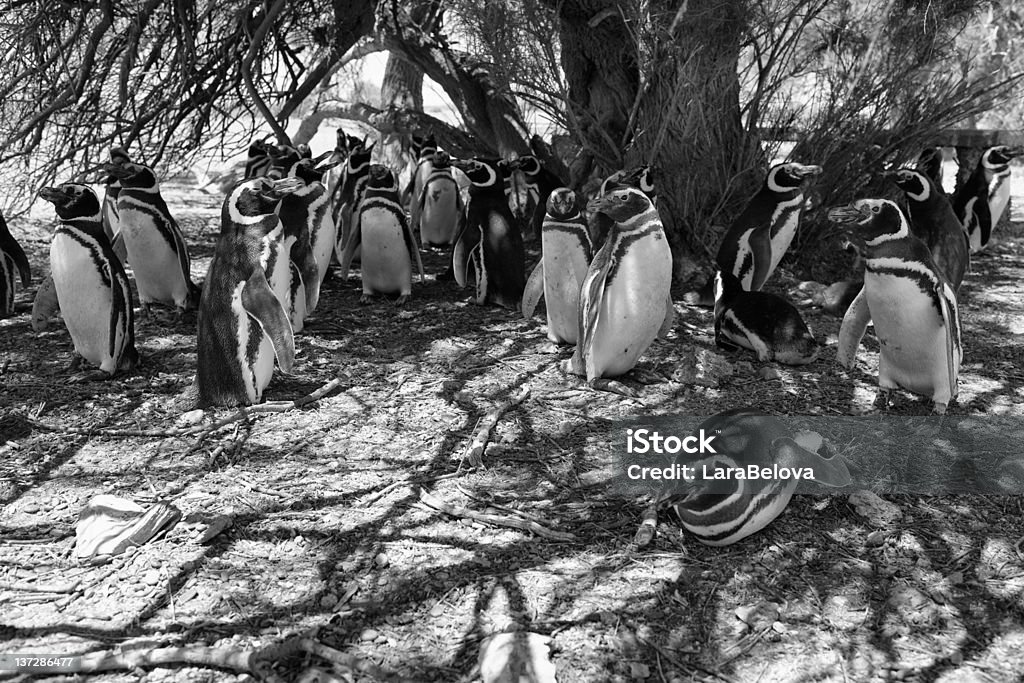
<box><xmin>417</xmin><ymin>490</ymin><xmax>576</xmax><ymax>542</ymax></box>
<box><xmin>461</xmin><ymin>385</ymin><xmax>531</xmax><ymax>468</ymax></box>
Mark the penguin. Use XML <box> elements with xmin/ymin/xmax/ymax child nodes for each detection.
<box><xmin>332</xmin><ymin>140</ymin><xmax>375</xmax><ymax>260</ymax></box>
<box><xmin>101</xmin><ymin>146</ymin><xmax>131</xmax><ymax>264</ymax></box>
<box><xmin>325</xmin><ymin>130</ymin><xmax>364</xmax><ymax>200</ymax></box>
<box><xmin>37</xmin><ymin>183</ymin><xmax>139</xmax><ymax>379</ymax></box>
<box><xmin>244</xmin><ymin>137</ymin><xmax>277</xmax><ymax>179</ymax></box>
<box><xmin>280</xmin><ymin>155</ymin><xmax>340</xmax><ymax>309</ymax></box>
<box><xmin>104</xmin><ymin>159</ymin><xmax>201</xmax><ymax>316</ymax></box>
<box><xmin>196</xmin><ymin>176</ymin><xmax>301</xmax><ymax>407</ymax></box>
<box><xmin>886</xmin><ymin>167</ymin><xmax>968</xmax><ymax>290</ymax></box>
<box><xmin>0</xmin><ymin>210</ymin><xmax>31</xmax><ymax>318</ymax></box>
<box><xmin>451</xmin><ymin>157</ymin><xmax>526</xmax><ymax>309</ymax></box>
<box><xmin>830</xmin><ymin>199</ymin><xmax>962</xmax><ymax>414</ymax></box>
<box><xmin>916</xmin><ymin>147</ymin><xmax>944</xmax><ymax>188</ymax></box>
<box><xmin>521</xmin><ymin>188</ymin><xmax>592</xmax><ymax>344</ymax></box>
<box><xmin>591</xmin><ymin>165</ymin><xmax>657</xmax><ymax>248</ymax></box>
<box><xmin>713</xmin><ymin>270</ymin><xmax>819</xmax><ymax>365</ymax></box>
<box><xmin>406</xmin><ymin>134</ymin><xmax>437</xmax><ymax>234</ymax></box>
<box><xmin>951</xmin><ymin>145</ymin><xmax>1022</xmax><ymax>253</ymax></box>
<box><xmin>687</xmin><ymin>162</ymin><xmax>822</xmax><ymax>306</ymax></box>
<box><xmin>563</xmin><ymin>187</ymin><xmax>674</xmax><ymax>396</ymax></box>
<box><xmin>338</xmin><ymin>164</ymin><xmax>425</xmax><ymax>305</ymax></box>
<box><xmin>635</xmin><ymin>409</ymin><xmax>850</xmax><ymax>547</ymax></box>
<box><xmin>417</xmin><ymin>150</ymin><xmax>465</xmax><ymax>248</ymax></box>
<box><xmin>514</xmin><ymin>154</ymin><xmax>566</xmax><ymax>239</ymax></box>
<box><xmin>504</xmin><ymin>158</ymin><xmax>532</xmax><ymax>235</ymax></box>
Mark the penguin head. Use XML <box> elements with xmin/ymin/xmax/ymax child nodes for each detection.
<box><xmin>412</xmin><ymin>134</ymin><xmax>436</xmax><ymax>158</ymax></box>
<box><xmin>108</xmin><ymin>147</ymin><xmax>132</xmax><ymax>165</ymax></box>
<box><xmin>828</xmin><ymin>198</ymin><xmax>907</xmax><ymax>245</ymax></box>
<box><xmin>546</xmin><ymin>188</ymin><xmax>580</xmax><ymax>219</ymax></box>
<box><xmin>431</xmin><ymin>150</ymin><xmax>451</xmax><ymax>168</ymax></box>
<box><xmin>516</xmin><ymin>155</ymin><xmax>541</xmax><ymax>177</ymax></box>
<box><xmin>766</xmin><ymin>162</ymin><xmax>822</xmax><ymax>194</ymax></box>
<box><xmin>39</xmin><ymin>183</ymin><xmax>101</xmax><ymax>221</ymax></box>
<box><xmin>984</xmin><ymin>145</ymin><xmax>1023</xmax><ymax>168</ymax></box>
<box><xmin>365</xmin><ymin>164</ymin><xmax>398</xmax><ymax>191</ymax></box>
<box><xmin>885</xmin><ymin>168</ymin><xmax>931</xmax><ymax>202</ymax></box>
<box><xmin>104</xmin><ymin>161</ymin><xmax>158</xmax><ymax>189</ymax></box>
<box><xmin>600</xmin><ymin>165</ymin><xmax>657</xmax><ymax>198</ymax></box>
<box><xmin>347</xmin><ymin>142</ymin><xmax>374</xmax><ymax>171</ymax></box>
<box><xmin>587</xmin><ymin>186</ymin><xmax>653</xmax><ymax>223</ymax></box>
<box><xmin>267</xmin><ymin>145</ymin><xmax>305</xmax><ymax>180</ymax></box>
<box><xmin>225</xmin><ymin>177</ymin><xmax>304</xmax><ymax>224</ymax></box>
<box><xmin>453</xmin><ymin>158</ymin><xmax>502</xmax><ymax>188</ymax></box>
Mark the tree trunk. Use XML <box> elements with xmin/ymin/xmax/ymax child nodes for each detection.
<box><xmin>379</xmin><ymin>53</ymin><xmax>425</xmax><ymax>191</ymax></box>
<box><xmin>556</xmin><ymin>0</ymin><xmax>759</xmax><ymax>282</ymax></box>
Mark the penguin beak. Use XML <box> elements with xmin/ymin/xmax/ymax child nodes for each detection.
<box><xmin>103</xmin><ymin>162</ymin><xmax>132</xmax><ymax>179</ymax></box>
<box><xmin>827</xmin><ymin>203</ymin><xmax>871</xmax><ymax>225</ymax></box>
<box><xmin>1004</xmin><ymin>146</ymin><xmax>1024</xmax><ymax>159</ymax></box>
<box><xmin>38</xmin><ymin>187</ymin><xmax>66</xmax><ymax>204</ymax></box>
<box><xmin>262</xmin><ymin>177</ymin><xmax>304</xmax><ymax>199</ymax></box>
<box><xmin>311</xmin><ymin>150</ymin><xmax>333</xmax><ymax>165</ymax></box>
<box><xmin>793</xmin><ymin>164</ymin><xmax>823</xmax><ymax>179</ymax></box>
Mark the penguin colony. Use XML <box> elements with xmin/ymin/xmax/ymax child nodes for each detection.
<box><xmin>7</xmin><ymin>136</ymin><xmax>1016</xmax><ymax>546</ymax></box>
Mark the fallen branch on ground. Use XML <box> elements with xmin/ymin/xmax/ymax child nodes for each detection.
<box><xmin>0</xmin><ymin>579</ymin><xmax>81</xmax><ymax>594</ymax></box>
<box><xmin>417</xmin><ymin>490</ymin><xmax>576</xmax><ymax>542</ymax></box>
<box><xmin>461</xmin><ymin>385</ymin><xmax>531</xmax><ymax>469</ymax></box>
<box><xmin>25</xmin><ymin>378</ymin><xmax>345</xmax><ymax>440</ymax></box>
<box><xmin>361</xmin><ymin>472</ymin><xmax>462</xmax><ymax>507</ymax></box>
<box><xmin>46</xmin><ymin>636</ymin><xmax>390</xmax><ymax>683</ymax></box>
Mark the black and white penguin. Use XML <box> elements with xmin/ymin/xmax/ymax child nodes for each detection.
<box><xmin>521</xmin><ymin>188</ymin><xmax>592</xmax><ymax>344</ymax></box>
<box><xmin>332</xmin><ymin>140</ymin><xmax>376</xmax><ymax>259</ymax></box>
<box><xmin>38</xmin><ymin>183</ymin><xmax>139</xmax><ymax>379</ymax></box>
<box><xmin>104</xmin><ymin>159</ymin><xmax>201</xmax><ymax>316</ymax></box>
<box><xmin>687</xmin><ymin>162</ymin><xmax>821</xmax><ymax>306</ymax></box>
<box><xmin>338</xmin><ymin>165</ymin><xmax>425</xmax><ymax>305</ymax></box>
<box><xmin>916</xmin><ymin>147</ymin><xmax>944</xmax><ymax>188</ymax></box>
<box><xmin>0</xmin><ymin>210</ymin><xmax>31</xmax><ymax>318</ymax></box>
<box><xmin>325</xmin><ymin>129</ymin><xmax>364</xmax><ymax>199</ymax></box>
<box><xmin>591</xmin><ymin>165</ymin><xmax>657</xmax><ymax>248</ymax></box>
<box><xmin>406</xmin><ymin>134</ymin><xmax>437</xmax><ymax>232</ymax></box>
<box><xmin>417</xmin><ymin>150</ymin><xmax>464</xmax><ymax>248</ymax></box>
<box><xmin>101</xmin><ymin>146</ymin><xmax>131</xmax><ymax>264</ymax></box>
<box><xmin>451</xmin><ymin>157</ymin><xmax>526</xmax><ymax>309</ymax></box>
<box><xmin>196</xmin><ymin>177</ymin><xmax>302</xmax><ymax>407</ymax></box>
<box><xmin>886</xmin><ymin>167</ymin><xmax>968</xmax><ymax>290</ymax></box>
<box><xmin>830</xmin><ymin>199</ymin><xmax>962</xmax><ymax>414</ymax></box>
<box><xmin>952</xmin><ymin>145</ymin><xmax>1022</xmax><ymax>253</ymax></box>
<box><xmin>512</xmin><ymin>154</ymin><xmax>565</xmax><ymax>239</ymax></box>
<box><xmin>635</xmin><ymin>409</ymin><xmax>850</xmax><ymax>547</ymax></box>
<box><xmin>563</xmin><ymin>187</ymin><xmax>674</xmax><ymax>396</ymax></box>
<box><xmin>713</xmin><ymin>270</ymin><xmax>819</xmax><ymax>365</ymax></box>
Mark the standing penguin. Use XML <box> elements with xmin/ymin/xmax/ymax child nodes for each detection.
<box><xmin>521</xmin><ymin>188</ymin><xmax>592</xmax><ymax>344</ymax></box>
<box><xmin>196</xmin><ymin>177</ymin><xmax>301</xmax><ymax>407</ymax></box>
<box><xmin>339</xmin><ymin>165</ymin><xmax>425</xmax><ymax>305</ymax></box>
<box><xmin>563</xmin><ymin>187</ymin><xmax>674</xmax><ymax>396</ymax></box>
<box><xmin>104</xmin><ymin>159</ymin><xmax>200</xmax><ymax>316</ymax></box>
<box><xmin>417</xmin><ymin>150</ymin><xmax>464</xmax><ymax>248</ymax></box>
<box><xmin>713</xmin><ymin>270</ymin><xmax>819</xmax><ymax>365</ymax></box>
<box><xmin>514</xmin><ymin>154</ymin><xmax>565</xmax><ymax>239</ymax></box>
<box><xmin>886</xmin><ymin>167</ymin><xmax>968</xmax><ymax>290</ymax></box>
<box><xmin>591</xmin><ymin>165</ymin><xmax>657</xmax><ymax>248</ymax></box>
<box><xmin>244</xmin><ymin>137</ymin><xmax>277</xmax><ymax>179</ymax></box>
<box><xmin>688</xmin><ymin>162</ymin><xmax>822</xmax><ymax>306</ymax></box>
<box><xmin>451</xmin><ymin>158</ymin><xmax>526</xmax><ymax>309</ymax></box>
<box><xmin>38</xmin><ymin>183</ymin><xmax>139</xmax><ymax>379</ymax></box>
<box><xmin>283</xmin><ymin>155</ymin><xmax>340</xmax><ymax>293</ymax></box>
<box><xmin>406</xmin><ymin>134</ymin><xmax>437</xmax><ymax>233</ymax></box>
<box><xmin>635</xmin><ymin>409</ymin><xmax>850</xmax><ymax>547</ymax></box>
<box><xmin>830</xmin><ymin>199</ymin><xmax>962</xmax><ymax>414</ymax></box>
<box><xmin>332</xmin><ymin>140</ymin><xmax>375</xmax><ymax>259</ymax></box>
<box><xmin>952</xmin><ymin>145</ymin><xmax>1022</xmax><ymax>253</ymax></box>
<box><xmin>0</xmin><ymin>210</ymin><xmax>31</xmax><ymax>318</ymax></box>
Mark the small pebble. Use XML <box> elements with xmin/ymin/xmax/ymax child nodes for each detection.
<box><xmin>429</xmin><ymin>603</ymin><xmax>445</xmax><ymax>617</ymax></box>
<box><xmin>142</xmin><ymin>570</ymin><xmax>161</xmax><ymax>586</ymax></box>
<box><xmin>374</xmin><ymin>553</ymin><xmax>389</xmax><ymax>568</ymax></box>
<box><xmin>360</xmin><ymin>628</ymin><xmax>379</xmax><ymax>642</ymax></box>
<box><xmin>23</xmin><ymin>504</ymin><xmax>39</xmax><ymax>514</ymax></box>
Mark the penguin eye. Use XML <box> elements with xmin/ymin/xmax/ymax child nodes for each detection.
<box><xmin>871</xmin><ymin>205</ymin><xmax>880</xmax><ymax>213</ymax></box>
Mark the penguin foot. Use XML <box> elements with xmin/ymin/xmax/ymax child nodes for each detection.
<box><xmin>359</xmin><ymin>294</ymin><xmax>373</xmax><ymax>305</ymax></box>
<box><xmin>68</xmin><ymin>369</ymin><xmax>113</xmax><ymax>383</ymax></box>
<box><xmin>394</xmin><ymin>294</ymin><xmax>410</xmax><ymax>307</ymax></box>
<box><xmin>931</xmin><ymin>402</ymin><xmax>948</xmax><ymax>416</ymax></box>
<box><xmin>590</xmin><ymin>378</ymin><xmax>640</xmax><ymax>398</ymax></box>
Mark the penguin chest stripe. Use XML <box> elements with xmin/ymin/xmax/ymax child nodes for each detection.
<box><xmin>606</xmin><ymin>225</ymin><xmax>661</xmax><ymax>284</ymax></box>
<box><xmin>56</xmin><ymin>228</ymin><xmax>112</xmax><ymax>288</ymax></box>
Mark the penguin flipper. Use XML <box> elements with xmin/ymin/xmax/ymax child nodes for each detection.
<box><xmin>975</xmin><ymin>194</ymin><xmax>993</xmax><ymax>248</ymax></box>
<box><xmin>108</xmin><ymin>265</ymin><xmax>135</xmax><ymax>371</ymax></box>
<box><xmin>835</xmin><ymin>288</ymin><xmax>871</xmax><ymax>369</ymax></box>
<box><xmin>297</xmin><ymin>248</ymin><xmax>319</xmax><ymax>313</ymax></box>
<box><xmin>400</xmin><ymin>211</ymin><xmax>426</xmax><ymax>283</ymax></box>
<box><xmin>935</xmin><ymin>280</ymin><xmax>961</xmax><ymax>401</ymax></box>
<box><xmin>110</xmin><ymin>231</ymin><xmax>128</xmax><ymax>265</ymax></box>
<box><xmin>31</xmin><ymin>274</ymin><xmax>60</xmax><ymax>332</ymax></box>
<box><xmin>521</xmin><ymin>261</ymin><xmax>545</xmax><ymax>319</ymax></box>
<box><xmin>579</xmin><ymin>238</ymin><xmax>616</xmax><ymax>381</ymax></box>
<box><xmin>658</xmin><ymin>295</ymin><xmax>675</xmax><ymax>338</ymax></box>
<box><xmin>242</xmin><ymin>267</ymin><xmax>295</xmax><ymax>373</ymax></box>
<box><xmin>748</xmin><ymin>229</ymin><xmax>773</xmax><ymax>291</ymax></box>
<box><xmin>771</xmin><ymin>435</ymin><xmax>851</xmax><ymax>488</ymax></box>
<box><xmin>453</xmin><ymin>223</ymin><xmax>480</xmax><ymax>288</ymax></box>
<box><xmin>338</xmin><ymin>211</ymin><xmax>363</xmax><ymax>282</ymax></box>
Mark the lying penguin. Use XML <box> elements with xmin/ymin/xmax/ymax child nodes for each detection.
<box><xmin>635</xmin><ymin>408</ymin><xmax>851</xmax><ymax>547</ymax></box>
<box><xmin>713</xmin><ymin>269</ymin><xmax>819</xmax><ymax>365</ymax></box>
<box><xmin>521</xmin><ymin>188</ymin><xmax>592</xmax><ymax>345</ymax></box>
<box><xmin>830</xmin><ymin>199</ymin><xmax>962</xmax><ymax>414</ymax></box>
